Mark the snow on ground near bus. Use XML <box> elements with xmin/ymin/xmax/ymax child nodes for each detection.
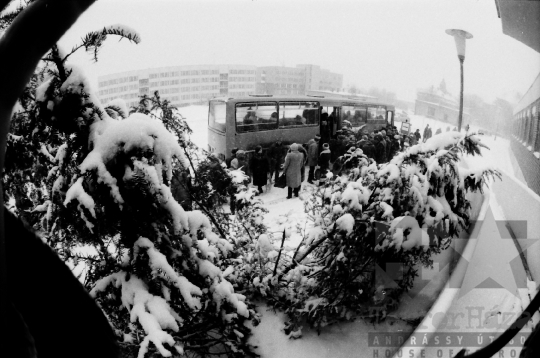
<box><xmin>178</xmin><ymin>104</ymin><xmax>523</xmax><ymax>358</ymax></box>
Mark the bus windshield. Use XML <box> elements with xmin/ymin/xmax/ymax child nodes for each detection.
<box><xmin>209</xmin><ymin>101</ymin><xmax>226</xmax><ymax>132</ymax></box>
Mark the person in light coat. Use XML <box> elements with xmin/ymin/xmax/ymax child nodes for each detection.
<box><xmin>282</xmin><ymin>143</ymin><xmax>304</xmax><ymax>198</ymax></box>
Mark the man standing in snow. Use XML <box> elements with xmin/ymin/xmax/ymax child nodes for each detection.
<box><xmin>249</xmin><ymin>146</ymin><xmax>269</xmax><ymax>195</ymax></box>
<box><xmin>320</xmin><ymin>109</ymin><xmax>330</xmax><ymax>149</ymax></box>
<box><xmin>306</xmin><ymin>137</ymin><xmax>319</xmax><ymax>184</ymax></box>
<box><xmin>319</xmin><ymin>143</ymin><xmax>331</xmax><ymax>185</ymax></box>
<box><xmin>435</xmin><ymin>127</ymin><xmax>442</xmax><ymax>135</ymax></box>
<box><xmin>374</xmin><ymin>133</ymin><xmax>387</xmax><ymax>164</ymax></box>
<box><xmin>414</xmin><ymin>129</ymin><xmax>421</xmax><ymax>143</ymax></box>
<box><xmin>268</xmin><ymin>139</ymin><xmax>284</xmax><ymax>183</ymax></box>
<box><xmin>423</xmin><ymin>124</ymin><xmax>429</xmax><ymax>142</ymax></box>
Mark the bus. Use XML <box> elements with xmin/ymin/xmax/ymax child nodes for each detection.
<box><xmin>208</xmin><ymin>95</ymin><xmax>394</xmax><ymax>160</ymax></box>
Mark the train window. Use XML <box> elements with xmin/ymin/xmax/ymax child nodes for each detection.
<box><xmin>342</xmin><ymin>105</ymin><xmax>367</xmax><ymax>126</ymax></box>
<box><xmin>209</xmin><ymin>100</ymin><xmax>226</xmax><ymax>132</ymax></box>
<box><xmin>235</xmin><ymin>102</ymin><xmax>278</xmax><ymax>133</ymax></box>
<box><xmin>278</xmin><ymin>101</ymin><xmax>319</xmax><ymax>128</ymax></box>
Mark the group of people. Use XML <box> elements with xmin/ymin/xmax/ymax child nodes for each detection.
<box><xmin>422</xmin><ymin>124</ymin><xmax>458</xmax><ymax>142</ymax></box>
<box><xmin>223</xmin><ymin>120</ymin><xmax>471</xmax><ymax>200</ymax></box>
<box><xmin>223</xmin><ymin>135</ymin><xmax>332</xmax><ymax>199</ymax></box>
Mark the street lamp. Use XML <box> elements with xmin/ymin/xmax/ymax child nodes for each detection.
<box><xmin>446</xmin><ymin>28</ymin><xmax>473</xmax><ymax>132</ymax></box>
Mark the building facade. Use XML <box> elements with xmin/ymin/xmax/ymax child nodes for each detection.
<box><xmin>414</xmin><ymin>87</ymin><xmax>470</xmax><ymax>126</ymax></box>
<box><xmin>495</xmin><ymin>0</ymin><xmax>540</xmax><ymax>196</ymax></box>
<box><xmin>98</xmin><ymin>64</ymin><xmax>258</xmax><ymax>108</ymax></box>
<box><xmin>97</xmin><ymin>64</ymin><xmax>343</xmax><ymax>107</ymax></box>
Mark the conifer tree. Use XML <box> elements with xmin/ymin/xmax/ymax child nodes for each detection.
<box><xmin>3</xmin><ymin>8</ymin><xmax>264</xmax><ymax>357</ymax></box>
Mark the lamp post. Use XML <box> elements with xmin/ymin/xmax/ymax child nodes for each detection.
<box><xmin>446</xmin><ymin>29</ymin><xmax>473</xmax><ymax>132</ymax></box>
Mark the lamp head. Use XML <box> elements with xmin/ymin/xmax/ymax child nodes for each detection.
<box><xmin>446</xmin><ymin>29</ymin><xmax>473</xmax><ymax>59</ymax></box>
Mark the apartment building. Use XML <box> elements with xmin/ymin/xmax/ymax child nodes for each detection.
<box><xmin>98</xmin><ymin>64</ymin><xmax>257</xmax><ymax>108</ymax></box>
<box><xmin>97</xmin><ymin>63</ymin><xmax>343</xmax><ymax>107</ymax></box>
<box><xmin>256</xmin><ymin>64</ymin><xmax>343</xmax><ymax>95</ymax></box>
<box><xmin>296</xmin><ymin>64</ymin><xmax>343</xmax><ymax>93</ymax></box>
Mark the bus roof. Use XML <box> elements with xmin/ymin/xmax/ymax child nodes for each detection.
<box><xmin>209</xmin><ymin>95</ymin><xmax>395</xmax><ymax>110</ymax></box>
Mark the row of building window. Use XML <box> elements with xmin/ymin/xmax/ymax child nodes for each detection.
<box><xmin>272</xmin><ymin>70</ymin><xmax>303</xmax><ymax>76</ymax></box>
<box><xmin>101</xmin><ymin>92</ymin><xmax>139</xmax><ymax>104</ymax></box>
<box><xmin>271</xmin><ymin>77</ymin><xmax>304</xmax><ymax>83</ymax></box>
<box><xmin>149</xmin><ymin>71</ymin><xmax>179</xmax><ymax>79</ymax></box>
<box><xmin>228</xmin><ymin>76</ymin><xmax>256</xmax><ymax>82</ymax></box>
<box><xmin>179</xmin><ymin>85</ymin><xmax>220</xmax><ymax>92</ymax></box>
<box><xmin>229</xmin><ymin>69</ymin><xmax>255</xmax><ymax>75</ymax></box>
<box><xmin>179</xmin><ymin>77</ymin><xmax>220</xmax><ymax>84</ymax></box>
<box><xmin>159</xmin><ymin>88</ymin><xmax>180</xmax><ymax>94</ymax></box>
<box><xmin>514</xmin><ymin>104</ymin><xmax>540</xmax><ymax>152</ymax></box>
<box><xmin>149</xmin><ymin>80</ymin><xmax>181</xmax><ymax>87</ymax></box>
<box><xmin>229</xmin><ymin>84</ymin><xmax>254</xmax><ymax>89</ymax></box>
<box><xmin>99</xmin><ymin>85</ymin><xmax>137</xmax><ymax>95</ymax></box>
<box><xmin>99</xmin><ymin>76</ymin><xmax>138</xmax><ymax>87</ymax></box>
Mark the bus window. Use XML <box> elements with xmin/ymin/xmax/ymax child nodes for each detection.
<box><xmin>209</xmin><ymin>100</ymin><xmax>226</xmax><ymax>132</ymax></box>
<box><xmin>278</xmin><ymin>101</ymin><xmax>319</xmax><ymax>128</ymax></box>
<box><xmin>367</xmin><ymin>106</ymin><xmax>378</xmax><ymax>121</ymax></box>
<box><xmin>236</xmin><ymin>102</ymin><xmax>278</xmax><ymax>133</ymax></box>
<box><xmin>376</xmin><ymin>106</ymin><xmax>386</xmax><ymax>120</ymax></box>
<box><xmin>342</xmin><ymin>105</ymin><xmax>367</xmax><ymax>127</ymax></box>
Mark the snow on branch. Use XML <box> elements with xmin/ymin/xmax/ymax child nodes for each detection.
<box><xmin>134</xmin><ymin>237</ymin><xmax>202</xmax><ymax>310</ymax></box>
<box><xmin>79</xmin><ymin>24</ymin><xmax>141</xmax><ymax>62</ymax></box>
<box><xmin>90</xmin><ymin>271</ymin><xmax>181</xmax><ymax>358</ymax></box>
<box><xmin>80</xmin><ymin>113</ymin><xmax>188</xmax><ymax>207</ymax></box>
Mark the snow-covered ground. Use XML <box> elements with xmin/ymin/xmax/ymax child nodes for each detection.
<box><xmin>177</xmin><ymin>104</ymin><xmax>535</xmax><ymax>358</ymax></box>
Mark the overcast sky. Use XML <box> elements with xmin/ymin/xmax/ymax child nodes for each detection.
<box><xmin>57</xmin><ymin>0</ymin><xmax>540</xmax><ymax>103</ymax></box>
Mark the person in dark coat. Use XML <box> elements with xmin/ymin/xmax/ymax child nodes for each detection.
<box><xmin>427</xmin><ymin>126</ymin><xmax>433</xmax><ymax>139</ymax></box>
<box><xmin>306</xmin><ymin>137</ymin><xmax>319</xmax><ymax>184</ymax></box>
<box><xmin>320</xmin><ymin>109</ymin><xmax>331</xmax><ymax>150</ymax></box>
<box><xmin>360</xmin><ymin>136</ymin><xmax>376</xmax><ymax>160</ymax></box>
<box><xmin>283</xmin><ymin>143</ymin><xmax>304</xmax><ymax>198</ymax></box>
<box><xmin>268</xmin><ymin>139</ymin><xmax>284</xmax><ymax>182</ymax></box>
<box><xmin>319</xmin><ymin>143</ymin><xmax>331</xmax><ymax>185</ymax></box>
<box><xmin>250</xmin><ymin>146</ymin><xmax>269</xmax><ymax>194</ymax></box>
<box><xmin>225</xmin><ymin>147</ymin><xmax>238</xmax><ymax>168</ymax></box>
<box><xmin>414</xmin><ymin>129</ymin><xmax>421</xmax><ymax>143</ymax></box>
<box><xmin>435</xmin><ymin>127</ymin><xmax>442</xmax><ymax>135</ymax></box>
<box><xmin>391</xmin><ymin>135</ymin><xmax>401</xmax><ymax>157</ymax></box>
<box><xmin>423</xmin><ymin>124</ymin><xmax>430</xmax><ymax>142</ymax></box>
<box><xmin>374</xmin><ymin>134</ymin><xmax>387</xmax><ymax>164</ymax></box>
